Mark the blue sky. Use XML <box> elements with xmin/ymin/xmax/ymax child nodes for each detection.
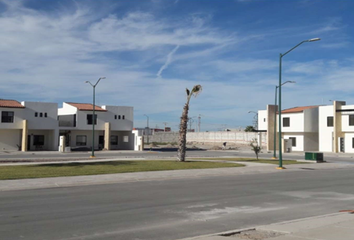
<box><xmin>0</xmin><ymin>0</ymin><xmax>353</xmax><ymax>131</ymax></box>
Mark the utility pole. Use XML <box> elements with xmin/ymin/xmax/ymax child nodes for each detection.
<box><xmin>163</xmin><ymin>122</ymin><xmax>168</xmax><ymax>132</ymax></box>
<box><xmin>198</xmin><ymin>114</ymin><xmax>201</xmax><ymax>132</ymax></box>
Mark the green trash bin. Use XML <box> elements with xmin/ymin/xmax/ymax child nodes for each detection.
<box><xmin>305</xmin><ymin>152</ymin><xmax>324</xmax><ymax>162</ymax></box>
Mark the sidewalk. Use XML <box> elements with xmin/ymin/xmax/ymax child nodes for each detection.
<box><xmin>177</xmin><ymin>212</ymin><xmax>354</xmax><ymax>240</ymax></box>
<box><xmin>0</xmin><ymin>160</ymin><xmax>352</xmax><ymax>191</ymax></box>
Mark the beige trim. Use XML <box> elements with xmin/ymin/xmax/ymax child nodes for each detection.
<box><xmin>21</xmin><ymin>120</ymin><xmax>28</xmax><ymax>152</ymax></box>
<box><xmin>104</xmin><ymin>122</ymin><xmax>111</xmax><ymax>150</ymax></box>
<box><xmin>267</xmin><ymin>105</ymin><xmax>278</xmax><ymax>151</ymax></box>
<box><xmin>333</xmin><ymin>101</ymin><xmax>346</xmax><ymax>153</ymax></box>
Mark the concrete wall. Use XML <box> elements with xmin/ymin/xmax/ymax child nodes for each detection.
<box><xmin>345</xmin><ymin>133</ymin><xmax>354</xmax><ymax>153</ymax></box>
<box><xmin>304</xmin><ymin>108</ymin><xmax>319</xmax><ymax>132</ymax></box>
<box><xmin>144</xmin><ymin>132</ymin><xmax>179</xmax><ymax>143</ymax></box>
<box><xmin>304</xmin><ymin>132</ymin><xmax>319</xmax><ymax>151</ymax></box>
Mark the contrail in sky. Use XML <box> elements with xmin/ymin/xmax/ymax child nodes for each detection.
<box><xmin>157</xmin><ymin>45</ymin><xmax>180</xmax><ymax>78</ymax></box>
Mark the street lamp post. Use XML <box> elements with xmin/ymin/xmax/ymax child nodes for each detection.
<box><xmin>85</xmin><ymin>77</ymin><xmax>106</xmax><ymax>158</ymax></box>
<box><xmin>278</xmin><ymin>38</ymin><xmax>320</xmax><ymax>169</ymax></box>
<box><xmin>144</xmin><ymin>114</ymin><xmax>149</xmax><ymax>144</ymax></box>
<box><xmin>273</xmin><ymin>81</ymin><xmax>296</xmax><ymax>159</ymax></box>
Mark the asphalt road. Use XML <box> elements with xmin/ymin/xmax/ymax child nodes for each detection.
<box><xmin>1</xmin><ymin>167</ymin><xmax>354</xmax><ymax>240</ymax></box>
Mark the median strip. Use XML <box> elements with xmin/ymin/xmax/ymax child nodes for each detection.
<box><xmin>0</xmin><ymin>160</ymin><xmax>244</xmax><ymax>180</ymax></box>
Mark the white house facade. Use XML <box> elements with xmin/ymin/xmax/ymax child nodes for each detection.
<box><xmin>258</xmin><ymin>105</ymin><xmax>319</xmax><ymax>152</ymax></box>
<box><xmin>58</xmin><ymin>102</ymin><xmax>135</xmax><ymax>151</ymax></box>
<box><xmin>0</xmin><ymin>99</ymin><xmax>59</xmax><ymax>151</ymax></box>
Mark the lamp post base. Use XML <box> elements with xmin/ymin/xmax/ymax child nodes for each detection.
<box><xmin>90</xmin><ymin>156</ymin><xmax>96</xmax><ymax>158</ymax></box>
<box><xmin>276</xmin><ymin>167</ymin><xmax>286</xmax><ymax>170</ymax></box>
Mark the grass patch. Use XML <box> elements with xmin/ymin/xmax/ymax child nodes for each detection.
<box><xmin>0</xmin><ymin>160</ymin><xmax>244</xmax><ymax>180</ymax></box>
<box><xmin>191</xmin><ymin>158</ymin><xmax>307</xmax><ymax>165</ymax></box>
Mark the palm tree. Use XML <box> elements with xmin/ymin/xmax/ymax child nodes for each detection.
<box><xmin>177</xmin><ymin>84</ymin><xmax>202</xmax><ymax>162</ymax></box>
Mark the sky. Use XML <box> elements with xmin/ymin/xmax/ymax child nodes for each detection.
<box><xmin>0</xmin><ymin>0</ymin><xmax>353</xmax><ymax>131</ymax></box>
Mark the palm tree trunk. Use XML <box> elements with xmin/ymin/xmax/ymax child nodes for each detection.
<box><xmin>177</xmin><ymin>103</ymin><xmax>189</xmax><ymax>161</ymax></box>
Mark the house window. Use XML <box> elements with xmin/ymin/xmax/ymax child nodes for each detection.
<box><xmin>349</xmin><ymin>115</ymin><xmax>354</xmax><ymax>126</ymax></box>
<box><xmin>352</xmin><ymin>138</ymin><xmax>354</xmax><ymax>148</ymax></box>
<box><xmin>118</xmin><ymin>115</ymin><xmax>121</xmax><ymax>120</ymax></box>
<box><xmin>122</xmin><ymin>115</ymin><xmax>125</xmax><ymax>120</ymax></box>
<box><xmin>114</xmin><ymin>115</ymin><xmax>117</xmax><ymax>120</ymax></box>
<box><xmin>39</xmin><ymin>112</ymin><xmax>43</xmax><ymax>117</ymax></box>
<box><xmin>44</xmin><ymin>113</ymin><xmax>47</xmax><ymax>118</ymax></box>
<box><xmin>76</xmin><ymin>135</ymin><xmax>87</xmax><ymax>146</ymax></box>
<box><xmin>87</xmin><ymin>114</ymin><xmax>97</xmax><ymax>125</ymax></box>
<box><xmin>33</xmin><ymin>135</ymin><xmax>45</xmax><ymax>146</ymax></box>
<box><xmin>123</xmin><ymin>136</ymin><xmax>129</xmax><ymax>142</ymax></box>
<box><xmin>35</xmin><ymin>112</ymin><xmax>38</xmax><ymax>117</ymax></box>
<box><xmin>327</xmin><ymin>116</ymin><xmax>333</xmax><ymax>127</ymax></box>
<box><xmin>264</xmin><ymin>118</ymin><xmax>266</xmax><ymax>122</ymax></box>
<box><xmin>1</xmin><ymin>111</ymin><xmax>14</xmax><ymax>123</ymax></box>
<box><xmin>110</xmin><ymin>135</ymin><xmax>118</xmax><ymax>145</ymax></box>
<box><xmin>283</xmin><ymin>117</ymin><xmax>290</xmax><ymax>127</ymax></box>
<box><xmin>289</xmin><ymin>137</ymin><xmax>296</xmax><ymax>147</ymax></box>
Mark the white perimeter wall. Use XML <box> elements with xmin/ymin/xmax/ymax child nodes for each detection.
<box><xmin>187</xmin><ymin>131</ymin><xmax>267</xmax><ymax>146</ymax></box>
<box><xmin>319</xmin><ymin>106</ymin><xmax>333</xmax><ymax>152</ymax></box>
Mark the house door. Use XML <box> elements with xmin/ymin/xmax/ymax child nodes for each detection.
<box><xmin>340</xmin><ymin>137</ymin><xmax>345</xmax><ymax>152</ymax></box>
<box><xmin>99</xmin><ymin>135</ymin><xmax>104</xmax><ymax>150</ymax></box>
<box><xmin>27</xmin><ymin>135</ymin><xmax>31</xmax><ymax>151</ymax></box>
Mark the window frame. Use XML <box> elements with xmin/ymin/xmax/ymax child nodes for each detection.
<box><xmin>87</xmin><ymin>114</ymin><xmax>97</xmax><ymax>125</ymax></box>
<box><xmin>283</xmin><ymin>117</ymin><xmax>290</xmax><ymax>127</ymax></box>
<box><xmin>76</xmin><ymin>135</ymin><xmax>87</xmax><ymax>146</ymax></box>
<box><xmin>110</xmin><ymin>135</ymin><xmax>118</xmax><ymax>145</ymax></box>
<box><xmin>1</xmin><ymin>111</ymin><xmax>14</xmax><ymax>123</ymax></box>
<box><xmin>349</xmin><ymin>115</ymin><xmax>354</xmax><ymax>126</ymax></box>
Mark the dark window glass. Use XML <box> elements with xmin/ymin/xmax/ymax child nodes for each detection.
<box><xmin>289</xmin><ymin>137</ymin><xmax>296</xmax><ymax>147</ymax></box>
<box><xmin>114</xmin><ymin>115</ymin><xmax>117</xmax><ymax>120</ymax></box>
<box><xmin>110</xmin><ymin>135</ymin><xmax>118</xmax><ymax>145</ymax></box>
<box><xmin>40</xmin><ymin>112</ymin><xmax>43</xmax><ymax>117</ymax></box>
<box><xmin>327</xmin><ymin>116</ymin><xmax>333</xmax><ymax>127</ymax></box>
<box><xmin>352</xmin><ymin>138</ymin><xmax>354</xmax><ymax>148</ymax></box>
<box><xmin>122</xmin><ymin>115</ymin><xmax>125</xmax><ymax>120</ymax></box>
<box><xmin>35</xmin><ymin>112</ymin><xmax>38</xmax><ymax>117</ymax></box>
<box><xmin>283</xmin><ymin>117</ymin><xmax>290</xmax><ymax>127</ymax></box>
<box><xmin>118</xmin><ymin>115</ymin><xmax>121</xmax><ymax>119</ymax></box>
<box><xmin>1</xmin><ymin>111</ymin><xmax>14</xmax><ymax>123</ymax></box>
<box><xmin>44</xmin><ymin>113</ymin><xmax>47</xmax><ymax>118</ymax></box>
<box><xmin>87</xmin><ymin>114</ymin><xmax>97</xmax><ymax>125</ymax></box>
<box><xmin>349</xmin><ymin>115</ymin><xmax>354</xmax><ymax>126</ymax></box>
<box><xmin>33</xmin><ymin>135</ymin><xmax>45</xmax><ymax>145</ymax></box>
<box><xmin>76</xmin><ymin>135</ymin><xmax>87</xmax><ymax>146</ymax></box>
<box><xmin>264</xmin><ymin>118</ymin><xmax>266</xmax><ymax>122</ymax></box>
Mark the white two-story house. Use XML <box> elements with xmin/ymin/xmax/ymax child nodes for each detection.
<box><xmin>0</xmin><ymin>99</ymin><xmax>59</xmax><ymax>151</ymax></box>
<box><xmin>58</xmin><ymin>102</ymin><xmax>134</xmax><ymax>150</ymax></box>
<box><xmin>258</xmin><ymin>105</ymin><xmax>319</xmax><ymax>152</ymax></box>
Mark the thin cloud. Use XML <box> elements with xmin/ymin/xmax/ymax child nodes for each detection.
<box><xmin>156</xmin><ymin>45</ymin><xmax>180</xmax><ymax>78</ymax></box>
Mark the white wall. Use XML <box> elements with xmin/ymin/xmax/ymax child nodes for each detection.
<box><xmin>304</xmin><ymin>132</ymin><xmax>319</xmax><ymax>151</ymax></box>
<box><xmin>258</xmin><ymin>110</ymin><xmax>267</xmax><ymax>131</ymax></box>
<box><xmin>102</xmin><ymin>106</ymin><xmax>133</xmax><ymax>131</ymax></box>
<box><xmin>319</xmin><ymin>105</ymin><xmax>333</xmax><ymax>152</ymax></box>
<box><xmin>341</xmin><ymin>105</ymin><xmax>354</xmax><ymax>132</ymax></box>
<box><xmin>284</xmin><ymin>134</ymin><xmax>304</xmax><ymax>151</ymax></box>
<box><xmin>0</xmin><ymin>107</ymin><xmax>25</xmax><ymax>129</ymax></box>
<box><xmin>22</xmin><ymin>102</ymin><xmax>58</xmax><ymax>130</ymax></box>
<box><xmin>281</xmin><ymin>113</ymin><xmax>304</xmax><ymax>132</ymax></box>
<box><xmin>58</xmin><ymin>103</ymin><xmax>77</xmax><ymax>115</ymax></box>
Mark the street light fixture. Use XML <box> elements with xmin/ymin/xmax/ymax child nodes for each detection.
<box><xmin>85</xmin><ymin>77</ymin><xmax>105</xmax><ymax>158</ymax></box>
<box><xmin>273</xmin><ymin>81</ymin><xmax>296</xmax><ymax>159</ymax></box>
<box><xmin>278</xmin><ymin>38</ymin><xmax>320</xmax><ymax>169</ymax></box>
<box><xmin>143</xmin><ymin>114</ymin><xmax>149</xmax><ymax>144</ymax></box>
